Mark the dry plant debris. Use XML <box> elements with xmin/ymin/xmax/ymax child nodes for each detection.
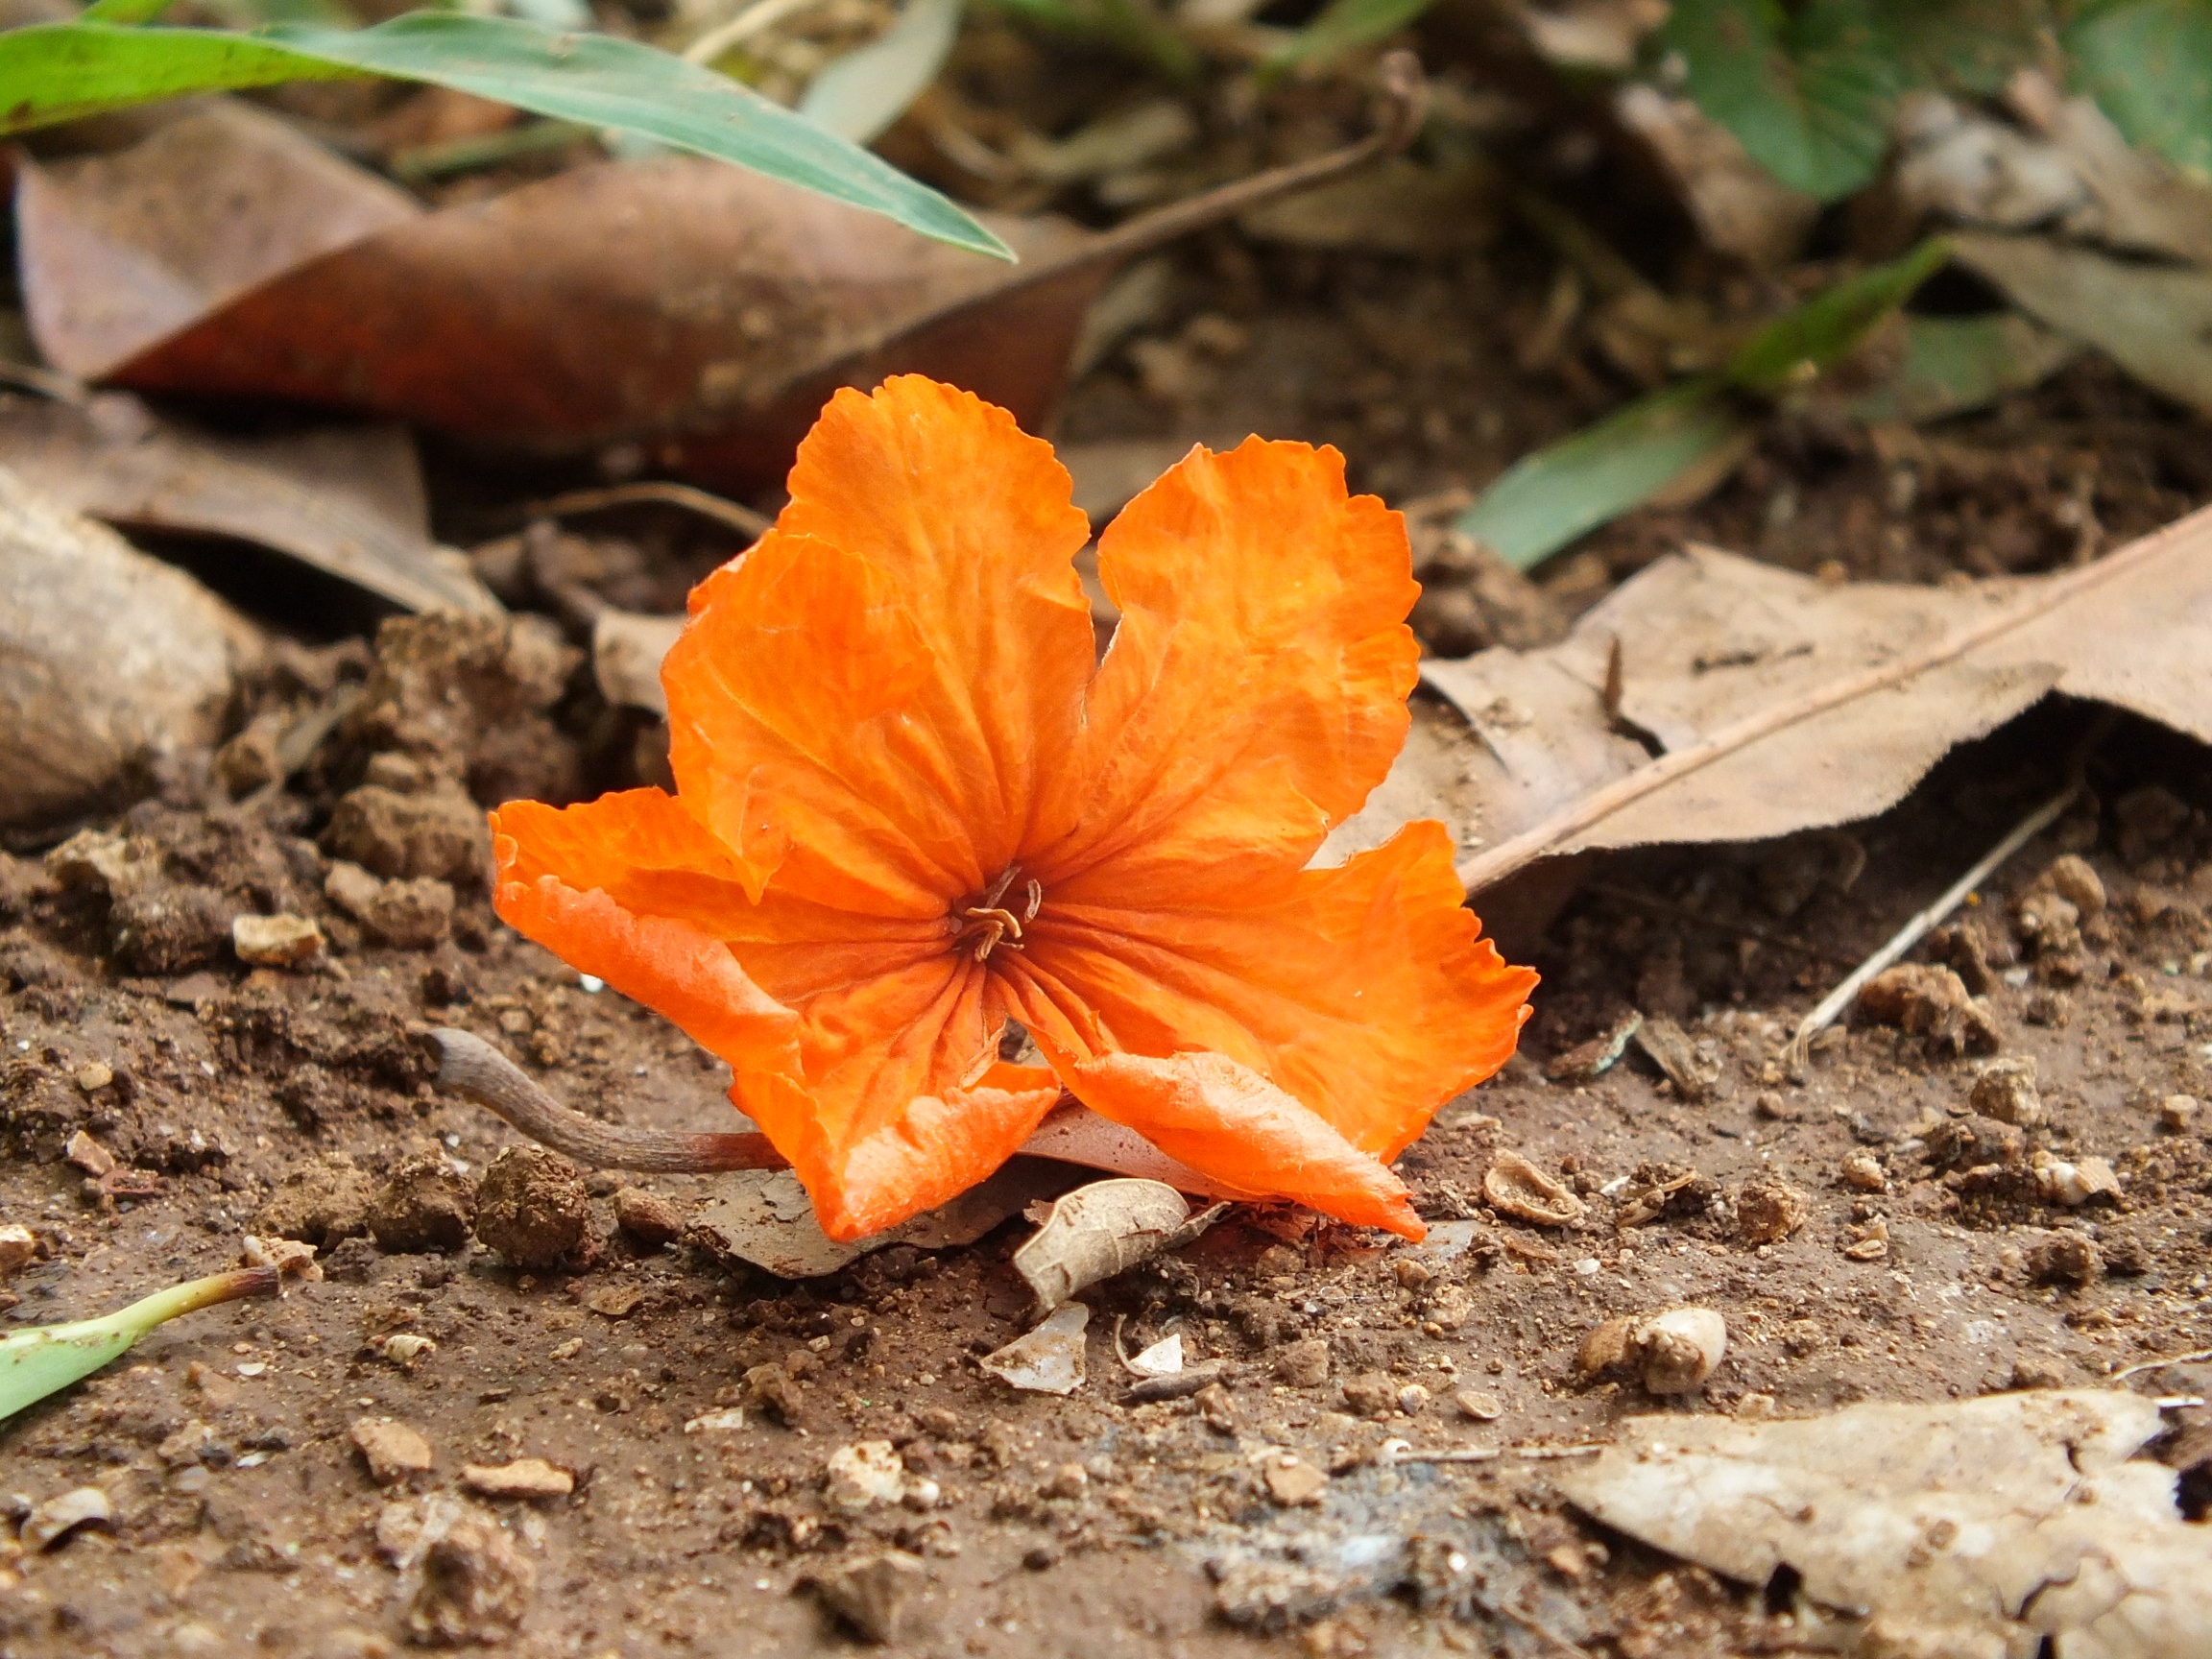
<box><xmin>1012</xmin><ymin>1177</ymin><xmax>1218</xmax><ymax>1310</ymax></box>
<box><xmin>1558</xmin><ymin>1390</ymin><xmax>2212</xmax><ymax>1657</ymax></box>
<box><xmin>1418</xmin><ymin>514</ymin><xmax>2212</xmax><ymax>892</ymax></box>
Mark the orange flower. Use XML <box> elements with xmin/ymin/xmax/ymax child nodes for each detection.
<box><xmin>489</xmin><ymin>377</ymin><xmax>1535</xmax><ymax>1241</ymax></box>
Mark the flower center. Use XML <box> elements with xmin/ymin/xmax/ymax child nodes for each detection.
<box><xmin>953</xmin><ymin>866</ymin><xmax>1043</xmax><ymax>963</ymax></box>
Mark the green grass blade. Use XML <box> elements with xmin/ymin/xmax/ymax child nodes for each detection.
<box><xmin>0</xmin><ymin>13</ymin><xmax>1007</xmax><ymax>256</ymax></box>
<box><xmin>1724</xmin><ymin>236</ymin><xmax>1950</xmax><ymax>390</ymax></box>
<box><xmin>0</xmin><ymin>1266</ymin><xmax>281</xmax><ymax>1423</ymax></box>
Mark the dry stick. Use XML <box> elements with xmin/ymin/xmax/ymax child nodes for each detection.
<box><xmin>1453</xmin><ymin>503</ymin><xmax>2209</xmax><ymax>897</ymax></box>
<box><xmin>430</xmin><ymin>1028</ymin><xmax>787</xmax><ymax>1173</ymax></box>
<box><xmin>515</xmin><ymin>482</ymin><xmax>773</xmax><ymax>541</ymax></box>
<box><xmin>1779</xmin><ymin>783</ymin><xmax>2077</xmax><ymax>1071</ymax></box>
<box><xmin>2109</xmin><ymin>1347</ymin><xmax>2212</xmax><ymax>1382</ymax></box>
<box><xmin>826</xmin><ymin>50</ymin><xmax>1429</xmax><ymax>362</ymax></box>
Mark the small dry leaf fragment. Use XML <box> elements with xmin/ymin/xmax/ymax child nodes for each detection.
<box><xmin>812</xmin><ymin>1550</ymin><xmax>928</xmax><ymax>1645</ymax></box>
<box><xmin>240</xmin><ymin>1235</ymin><xmax>320</xmax><ymax>1281</ymax></box>
<box><xmin>460</xmin><ymin>1458</ymin><xmax>574</xmax><ymax>1502</ymax></box>
<box><xmin>1842</xmin><ymin>1216</ymin><xmax>1890</xmax><ymax>1261</ymax></box>
<box><xmin>351</xmin><ymin>1417</ymin><xmax>434</xmax><ymax>1485</ymax></box>
<box><xmin>22</xmin><ymin>1486</ymin><xmax>110</xmax><ymax>1551</ymax></box>
<box><xmin>2158</xmin><ymin>1094</ymin><xmax>2200</xmax><ymax>1133</ymax></box>
<box><xmin>980</xmin><ymin>1303</ymin><xmax>1089</xmax><ymax>1396</ymax></box>
<box><xmin>1012</xmin><ymin>1178</ymin><xmax>1203</xmax><ymax>1310</ymax></box>
<box><xmin>1482</xmin><ymin>1152</ymin><xmax>1588</xmax><ymax>1227</ymax></box>
<box><xmin>1262</xmin><ymin>1455</ymin><xmax>1329</xmax><ymax>1507</ymax></box>
<box><xmin>687</xmin><ymin>1164</ymin><xmax>1058</xmax><ymax>1280</ymax></box>
<box><xmin>379</xmin><ymin>1333</ymin><xmax>437</xmax><ymax>1367</ymax></box>
<box><xmin>1545</xmin><ymin>1011</ymin><xmax>1644</xmax><ymax>1082</ymax></box>
<box><xmin>1633</xmin><ymin>1016</ymin><xmax>1719</xmax><ymax>1102</ymax></box>
<box><xmin>1127</xmin><ymin>1333</ymin><xmax>1184</xmax><ymax>1378</ymax></box>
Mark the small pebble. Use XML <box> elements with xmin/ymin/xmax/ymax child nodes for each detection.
<box><xmin>231</xmin><ymin>911</ymin><xmax>325</xmax><ymax>968</ymax></box>
<box><xmin>1262</xmin><ymin>1456</ymin><xmax>1328</xmax><ymax>1507</ymax></box>
<box><xmin>72</xmin><ymin>1060</ymin><xmax>113</xmax><ymax>1094</ymax></box>
<box><xmin>1970</xmin><ymin>1058</ymin><xmax>2044</xmax><ymax>1126</ymax></box>
<box><xmin>2026</xmin><ymin>1231</ymin><xmax>2103</xmax><ymax>1286</ymax></box>
<box><xmin>0</xmin><ymin>1223</ymin><xmax>36</xmax><ymax>1277</ymax></box>
<box><xmin>2157</xmin><ymin>1094</ymin><xmax>2199</xmax><ymax>1133</ymax></box>
<box><xmin>613</xmin><ymin>1187</ymin><xmax>686</xmax><ymax>1249</ymax></box>
<box><xmin>380</xmin><ymin>1333</ymin><xmax>438</xmax><ymax>1366</ymax></box>
<box><xmin>1839</xmin><ymin>1150</ymin><xmax>1887</xmax><ymax>1192</ymax></box>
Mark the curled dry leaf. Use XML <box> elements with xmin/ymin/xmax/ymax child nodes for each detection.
<box><xmin>1413</xmin><ymin>508</ymin><xmax>2212</xmax><ymax>896</ymax></box>
<box><xmin>1013</xmin><ymin>1178</ymin><xmax>1213</xmax><ymax>1311</ymax></box>
<box><xmin>685</xmin><ymin>1163</ymin><xmax>1065</xmax><ymax>1279</ymax></box>
<box><xmin>0</xmin><ymin>466</ymin><xmax>262</xmax><ymax>830</ymax></box>
<box><xmin>1558</xmin><ymin>1390</ymin><xmax>2212</xmax><ymax>1657</ymax></box>
<box><xmin>25</xmin><ymin>65</ymin><xmax>1426</xmax><ymax>492</ymax></box>
<box><xmin>980</xmin><ymin>1303</ymin><xmax>1089</xmax><ymax>1396</ymax></box>
<box><xmin>1481</xmin><ymin>1151</ymin><xmax>1587</xmax><ymax>1227</ymax></box>
<box><xmin>0</xmin><ymin>394</ymin><xmax>492</xmax><ymax>615</ymax></box>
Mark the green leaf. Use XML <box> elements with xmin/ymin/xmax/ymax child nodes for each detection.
<box><xmin>0</xmin><ymin>13</ymin><xmax>1007</xmax><ymax>256</ymax></box>
<box><xmin>2066</xmin><ymin>0</ymin><xmax>2212</xmax><ymax>180</ymax></box>
<box><xmin>1660</xmin><ymin>0</ymin><xmax>1901</xmax><ymax>200</ymax></box>
<box><xmin>1266</xmin><ymin>0</ymin><xmax>1436</xmax><ymax>75</ymax></box>
<box><xmin>799</xmin><ymin>0</ymin><xmax>963</xmax><ymax>145</ymax></box>
<box><xmin>1457</xmin><ymin>385</ymin><xmax>1750</xmax><ymax>569</ymax></box>
<box><xmin>1457</xmin><ymin>239</ymin><xmax>1950</xmax><ymax>568</ymax></box>
<box><xmin>0</xmin><ymin>1267</ymin><xmax>279</xmax><ymax>1423</ymax></box>
<box><xmin>1724</xmin><ymin>235</ymin><xmax>1951</xmax><ymax>389</ymax></box>
<box><xmin>976</xmin><ymin>0</ymin><xmax>1198</xmax><ymax>78</ymax></box>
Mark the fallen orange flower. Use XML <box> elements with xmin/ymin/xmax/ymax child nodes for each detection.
<box><xmin>489</xmin><ymin>376</ymin><xmax>1536</xmax><ymax>1241</ymax></box>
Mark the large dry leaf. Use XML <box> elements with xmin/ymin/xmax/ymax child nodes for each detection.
<box><xmin>0</xmin><ymin>395</ymin><xmax>492</xmax><ymax>614</ymax></box>
<box><xmin>1557</xmin><ymin>1390</ymin><xmax>2212</xmax><ymax>1658</ymax></box>
<box><xmin>21</xmin><ymin>72</ymin><xmax>1421</xmax><ymax>492</ymax></box>
<box><xmin>0</xmin><ymin>465</ymin><xmax>262</xmax><ymax>830</ymax></box>
<box><xmin>1415</xmin><ymin>503</ymin><xmax>2212</xmax><ymax>891</ymax></box>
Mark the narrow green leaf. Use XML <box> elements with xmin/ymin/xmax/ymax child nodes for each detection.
<box><xmin>0</xmin><ymin>13</ymin><xmax>1007</xmax><ymax>257</ymax></box>
<box><xmin>2066</xmin><ymin>0</ymin><xmax>2212</xmax><ymax>180</ymax></box>
<box><xmin>1724</xmin><ymin>236</ymin><xmax>1950</xmax><ymax>390</ymax></box>
<box><xmin>1457</xmin><ymin>385</ymin><xmax>1749</xmax><ymax>569</ymax></box>
<box><xmin>0</xmin><ymin>1267</ymin><xmax>280</xmax><ymax>1423</ymax></box>
<box><xmin>1457</xmin><ymin>239</ymin><xmax>1951</xmax><ymax>567</ymax></box>
<box><xmin>1661</xmin><ymin>0</ymin><xmax>1901</xmax><ymax>201</ymax></box>
<box><xmin>799</xmin><ymin>0</ymin><xmax>964</xmax><ymax>145</ymax></box>
<box><xmin>1266</xmin><ymin>0</ymin><xmax>1435</xmax><ymax>75</ymax></box>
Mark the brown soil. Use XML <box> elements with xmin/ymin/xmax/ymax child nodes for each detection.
<box><xmin>4</xmin><ymin>227</ymin><xmax>2211</xmax><ymax>1659</ymax></box>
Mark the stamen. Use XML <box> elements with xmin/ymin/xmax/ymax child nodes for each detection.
<box><xmin>953</xmin><ymin>867</ymin><xmax>1045</xmax><ymax>963</ymax></box>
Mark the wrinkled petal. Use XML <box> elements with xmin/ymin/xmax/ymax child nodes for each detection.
<box><xmin>1016</xmin><ymin>820</ymin><xmax>1535</xmax><ymax>1161</ymax></box>
<box><xmin>1053</xmin><ymin>1049</ymin><xmax>1424</xmax><ymax>1239</ymax></box>
<box><xmin>732</xmin><ymin>958</ymin><xmax>1058</xmax><ymax>1238</ymax></box>
<box><xmin>489</xmin><ymin>845</ymin><xmax>800</xmax><ymax>1077</ymax></box>
<box><xmin>1031</xmin><ymin>438</ymin><xmax>1419</xmax><ymax>905</ymax></box>
<box><xmin>665</xmin><ymin>376</ymin><xmax>1096</xmax><ymax>913</ymax></box>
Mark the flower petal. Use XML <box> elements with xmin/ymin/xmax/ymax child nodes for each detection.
<box><xmin>732</xmin><ymin>960</ymin><xmax>1060</xmax><ymax>1239</ymax></box>
<box><xmin>666</xmin><ymin>376</ymin><xmax>1096</xmax><ymax>913</ymax></box>
<box><xmin>1016</xmin><ymin>820</ymin><xmax>1535</xmax><ymax>1161</ymax></box>
<box><xmin>1031</xmin><ymin>438</ymin><xmax>1419</xmax><ymax>905</ymax></box>
<box><xmin>1054</xmin><ymin>1048</ymin><xmax>1425</xmax><ymax>1239</ymax></box>
<box><xmin>489</xmin><ymin>844</ymin><xmax>800</xmax><ymax>1077</ymax></box>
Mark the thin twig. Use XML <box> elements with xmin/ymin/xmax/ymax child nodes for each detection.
<box><xmin>1782</xmin><ymin>783</ymin><xmax>2077</xmax><ymax>1070</ymax></box>
<box><xmin>2109</xmin><ymin>1347</ymin><xmax>2212</xmax><ymax>1382</ymax></box>
<box><xmin>515</xmin><ymin>482</ymin><xmax>773</xmax><ymax>541</ymax></box>
<box><xmin>1383</xmin><ymin>1442</ymin><xmax>1607</xmax><ymax>1465</ymax></box>
<box><xmin>1454</xmin><ymin>502</ymin><xmax>2211</xmax><ymax>894</ymax></box>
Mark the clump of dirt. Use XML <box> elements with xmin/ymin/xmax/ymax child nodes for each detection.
<box><xmin>367</xmin><ymin>1149</ymin><xmax>477</xmax><ymax>1253</ymax></box>
<box><xmin>472</xmin><ymin>1145</ymin><xmax>592</xmax><ymax>1270</ymax></box>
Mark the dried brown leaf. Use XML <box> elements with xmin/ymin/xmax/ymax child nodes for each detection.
<box><xmin>1418</xmin><ymin>509</ymin><xmax>2212</xmax><ymax>893</ymax></box>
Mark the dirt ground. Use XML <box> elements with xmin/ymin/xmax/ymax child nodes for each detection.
<box><xmin>2</xmin><ymin>216</ymin><xmax>2211</xmax><ymax>1659</ymax></box>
